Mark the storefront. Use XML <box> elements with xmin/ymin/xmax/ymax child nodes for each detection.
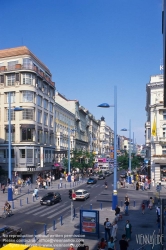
<box><xmin>160</xmin><ymin>166</ymin><xmax>166</xmax><ymax>181</ymax></box>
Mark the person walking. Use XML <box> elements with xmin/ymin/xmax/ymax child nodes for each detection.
<box><xmin>108</xmin><ymin>237</ymin><xmax>116</xmax><ymax>250</ymax></box>
<box><xmin>124</xmin><ymin>220</ymin><xmax>132</xmax><ymax>241</ymax></box>
<box><xmin>141</xmin><ymin>202</ymin><xmax>145</xmax><ymax>214</ymax></box>
<box><xmin>124</xmin><ymin>199</ymin><xmax>129</xmax><ymax>215</ymax></box>
<box><xmin>136</xmin><ymin>182</ymin><xmax>139</xmax><ymax>190</ymax></box>
<box><xmin>148</xmin><ymin>197</ymin><xmax>154</xmax><ymax>210</ymax></box>
<box><xmin>111</xmin><ymin>221</ymin><xmax>118</xmax><ymax>241</ymax></box>
<box><xmin>156</xmin><ymin>206</ymin><xmax>160</xmax><ymax>219</ymax></box>
<box><xmin>33</xmin><ymin>187</ymin><xmax>38</xmax><ymax>197</ymax></box>
<box><xmin>115</xmin><ymin>205</ymin><xmax>120</xmax><ymax>221</ymax></box>
<box><xmin>104</xmin><ymin>218</ymin><xmax>111</xmax><ymax>241</ymax></box>
<box><xmin>119</xmin><ymin>234</ymin><xmax>129</xmax><ymax>250</ymax></box>
<box><xmin>1</xmin><ymin>183</ymin><xmax>5</xmax><ymax>193</ymax></box>
<box><xmin>98</xmin><ymin>238</ymin><xmax>107</xmax><ymax>250</ymax></box>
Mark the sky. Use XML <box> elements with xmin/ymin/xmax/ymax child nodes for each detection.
<box><xmin>0</xmin><ymin>0</ymin><xmax>163</xmax><ymax>145</ymax></box>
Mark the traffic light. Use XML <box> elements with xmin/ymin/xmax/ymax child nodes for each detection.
<box><xmin>69</xmin><ymin>189</ymin><xmax>72</xmax><ymax>199</ymax></box>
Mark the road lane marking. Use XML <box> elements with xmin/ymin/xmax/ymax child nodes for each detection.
<box><xmin>25</xmin><ymin>205</ymin><xmax>48</xmax><ymax>214</ymax></box>
<box><xmin>34</xmin><ymin>204</ymin><xmax>66</xmax><ymax>216</ymax></box>
<box><xmin>47</xmin><ymin>206</ymin><xmax>70</xmax><ymax>219</ymax></box>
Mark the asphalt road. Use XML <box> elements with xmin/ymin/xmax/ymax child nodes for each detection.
<box><xmin>0</xmin><ymin>173</ymin><xmax>118</xmax><ymax>243</ymax></box>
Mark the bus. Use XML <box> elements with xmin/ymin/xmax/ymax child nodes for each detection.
<box><xmin>98</xmin><ymin>158</ymin><xmax>114</xmax><ymax>173</ymax></box>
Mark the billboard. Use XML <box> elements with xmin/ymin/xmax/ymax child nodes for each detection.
<box><xmin>80</xmin><ymin>210</ymin><xmax>99</xmax><ymax>238</ymax></box>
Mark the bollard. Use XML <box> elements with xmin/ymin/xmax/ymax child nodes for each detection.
<box><xmin>12</xmin><ymin>201</ymin><xmax>14</xmax><ymax>209</ymax></box>
<box><xmin>20</xmin><ymin>199</ymin><xmax>22</xmax><ymax>207</ymax></box>
<box><xmin>33</xmin><ymin>196</ymin><xmax>35</xmax><ymax>202</ymax></box>
<box><xmin>90</xmin><ymin>204</ymin><xmax>92</xmax><ymax>210</ymax></box>
<box><xmin>74</xmin><ymin>208</ymin><xmax>76</xmax><ymax>218</ymax></box>
<box><xmin>100</xmin><ymin>203</ymin><xmax>102</xmax><ymax>210</ymax></box>
<box><xmin>53</xmin><ymin>220</ymin><xmax>56</xmax><ymax>230</ymax></box>
<box><xmin>44</xmin><ymin>224</ymin><xmax>47</xmax><ymax>235</ymax></box>
<box><xmin>27</xmin><ymin>197</ymin><xmax>28</xmax><ymax>204</ymax></box>
<box><xmin>34</xmin><ymin>230</ymin><xmax>37</xmax><ymax>243</ymax></box>
<box><xmin>60</xmin><ymin>216</ymin><xmax>63</xmax><ymax>225</ymax></box>
<box><xmin>134</xmin><ymin>200</ymin><xmax>135</xmax><ymax>207</ymax></box>
<box><xmin>121</xmin><ymin>200</ymin><xmax>123</xmax><ymax>207</ymax></box>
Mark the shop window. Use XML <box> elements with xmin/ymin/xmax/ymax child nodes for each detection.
<box><xmin>21</xmin><ymin>128</ymin><xmax>33</xmax><ymax>141</ymax></box>
<box><xmin>161</xmin><ymin>166</ymin><xmax>166</xmax><ymax>181</ymax></box>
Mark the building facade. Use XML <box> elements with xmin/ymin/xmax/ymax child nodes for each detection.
<box><xmin>0</xmin><ymin>46</ymin><xmax>56</xmax><ymax>182</ymax></box>
<box><xmin>145</xmin><ymin>74</ymin><xmax>166</xmax><ymax>183</ymax></box>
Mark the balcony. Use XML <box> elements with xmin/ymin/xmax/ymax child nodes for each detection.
<box><xmin>159</xmin><ymin>137</ymin><xmax>166</xmax><ymax>145</ymax></box>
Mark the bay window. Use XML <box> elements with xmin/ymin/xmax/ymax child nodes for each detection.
<box><xmin>22</xmin><ymin>73</ymin><xmax>34</xmax><ymax>85</ymax></box>
<box><xmin>22</xmin><ymin>91</ymin><xmax>34</xmax><ymax>102</ymax></box>
<box><xmin>22</xmin><ymin>109</ymin><xmax>34</xmax><ymax>120</ymax></box>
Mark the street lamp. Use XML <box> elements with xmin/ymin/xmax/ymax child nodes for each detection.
<box><xmin>121</xmin><ymin>119</ymin><xmax>132</xmax><ymax>184</ymax></box>
<box><xmin>8</xmin><ymin>92</ymin><xmax>24</xmax><ymax>201</ymax></box>
<box><xmin>98</xmin><ymin>86</ymin><xmax>118</xmax><ymax>210</ymax></box>
<box><xmin>68</xmin><ymin>126</ymin><xmax>76</xmax><ymax>182</ymax></box>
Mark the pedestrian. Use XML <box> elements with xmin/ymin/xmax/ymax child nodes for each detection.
<box><xmin>156</xmin><ymin>206</ymin><xmax>160</xmax><ymax>219</ymax></box>
<box><xmin>119</xmin><ymin>234</ymin><xmax>129</xmax><ymax>250</ymax></box>
<box><xmin>111</xmin><ymin>221</ymin><xmax>118</xmax><ymax>241</ymax></box>
<box><xmin>136</xmin><ymin>182</ymin><xmax>139</xmax><ymax>190</ymax></box>
<box><xmin>148</xmin><ymin>197</ymin><xmax>154</xmax><ymax>210</ymax></box>
<box><xmin>60</xmin><ymin>177</ymin><xmax>63</xmax><ymax>188</ymax></box>
<box><xmin>67</xmin><ymin>243</ymin><xmax>75</xmax><ymax>250</ymax></box>
<box><xmin>141</xmin><ymin>202</ymin><xmax>145</xmax><ymax>214</ymax></box>
<box><xmin>33</xmin><ymin>187</ymin><xmax>38</xmax><ymax>197</ymax></box>
<box><xmin>108</xmin><ymin>237</ymin><xmax>116</xmax><ymax>250</ymax></box>
<box><xmin>98</xmin><ymin>238</ymin><xmax>107</xmax><ymax>250</ymax></box>
<box><xmin>1</xmin><ymin>183</ymin><xmax>5</xmax><ymax>193</ymax></box>
<box><xmin>115</xmin><ymin>205</ymin><xmax>120</xmax><ymax>221</ymax></box>
<box><xmin>77</xmin><ymin>241</ymin><xmax>88</xmax><ymax>250</ymax></box>
<box><xmin>104</xmin><ymin>218</ymin><xmax>111</xmax><ymax>241</ymax></box>
<box><xmin>43</xmin><ymin>180</ymin><xmax>46</xmax><ymax>189</ymax></box>
<box><xmin>124</xmin><ymin>220</ymin><xmax>132</xmax><ymax>241</ymax></box>
<box><xmin>124</xmin><ymin>199</ymin><xmax>129</xmax><ymax>215</ymax></box>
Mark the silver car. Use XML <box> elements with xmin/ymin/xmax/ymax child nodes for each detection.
<box><xmin>73</xmin><ymin>189</ymin><xmax>90</xmax><ymax>201</ymax></box>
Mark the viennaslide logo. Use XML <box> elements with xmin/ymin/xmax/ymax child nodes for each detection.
<box><xmin>136</xmin><ymin>231</ymin><xmax>163</xmax><ymax>249</ymax></box>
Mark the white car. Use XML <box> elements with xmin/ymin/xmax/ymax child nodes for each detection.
<box><xmin>73</xmin><ymin>189</ymin><xmax>90</xmax><ymax>201</ymax></box>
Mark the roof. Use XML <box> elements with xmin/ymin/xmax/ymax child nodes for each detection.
<box><xmin>0</xmin><ymin>46</ymin><xmax>51</xmax><ymax>76</ymax></box>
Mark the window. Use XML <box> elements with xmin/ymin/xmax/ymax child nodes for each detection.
<box><xmin>0</xmin><ymin>75</ymin><xmax>4</xmax><ymax>83</ymax></box>
<box><xmin>7</xmin><ymin>74</ymin><xmax>15</xmax><ymax>86</ymax></box>
<box><xmin>37</xmin><ymin>95</ymin><xmax>42</xmax><ymax>106</ymax></box>
<box><xmin>50</xmin><ymin>115</ymin><xmax>53</xmax><ymax>127</ymax></box>
<box><xmin>5</xmin><ymin>129</ymin><xmax>15</xmax><ymax>142</ymax></box>
<box><xmin>0</xmin><ymin>149</ymin><xmax>6</xmax><ymax>158</ymax></box>
<box><xmin>8</xmin><ymin>61</ymin><xmax>18</xmax><ymax>70</ymax></box>
<box><xmin>37</xmin><ymin>110</ymin><xmax>42</xmax><ymax>123</ymax></box>
<box><xmin>23</xmin><ymin>58</ymin><xmax>33</xmax><ymax>69</ymax></box>
<box><xmin>6</xmin><ymin>92</ymin><xmax>15</xmax><ymax>103</ymax></box>
<box><xmin>50</xmin><ymin>88</ymin><xmax>54</xmax><ymax>98</ymax></box>
<box><xmin>49</xmin><ymin>103</ymin><xmax>53</xmax><ymax>112</ymax></box>
<box><xmin>44</xmin><ymin>132</ymin><xmax>48</xmax><ymax>144</ymax></box>
<box><xmin>160</xmin><ymin>166</ymin><xmax>166</xmax><ymax>181</ymax></box>
<box><xmin>44</xmin><ymin>84</ymin><xmax>48</xmax><ymax>94</ymax></box>
<box><xmin>44</xmin><ymin>113</ymin><xmax>48</xmax><ymax>125</ymax></box>
<box><xmin>44</xmin><ymin>99</ymin><xmax>48</xmax><ymax>109</ymax></box>
<box><xmin>21</xmin><ymin>128</ymin><xmax>33</xmax><ymax>141</ymax></box>
<box><xmin>20</xmin><ymin>149</ymin><xmax>25</xmax><ymax>158</ymax></box>
<box><xmin>22</xmin><ymin>73</ymin><xmax>33</xmax><ymax>85</ymax></box>
<box><xmin>22</xmin><ymin>109</ymin><xmax>34</xmax><ymax>120</ymax></box>
<box><xmin>22</xmin><ymin>91</ymin><xmax>33</xmax><ymax>102</ymax></box>
<box><xmin>38</xmin><ymin>130</ymin><xmax>43</xmax><ymax>143</ymax></box>
<box><xmin>6</xmin><ymin>109</ymin><xmax>15</xmax><ymax>121</ymax></box>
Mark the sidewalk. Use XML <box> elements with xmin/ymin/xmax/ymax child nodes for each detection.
<box><xmin>23</xmin><ymin>183</ymin><xmax>166</xmax><ymax>250</ymax></box>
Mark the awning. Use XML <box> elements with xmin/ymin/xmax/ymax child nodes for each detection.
<box><xmin>54</xmin><ymin>163</ymin><xmax>60</xmax><ymax>167</ymax></box>
<box><xmin>153</xmin><ymin>159</ymin><xmax>166</xmax><ymax>164</ymax></box>
<box><xmin>20</xmin><ymin>124</ymin><xmax>35</xmax><ymax>129</ymax></box>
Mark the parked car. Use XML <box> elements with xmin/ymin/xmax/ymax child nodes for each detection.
<box><xmin>104</xmin><ymin>171</ymin><xmax>111</xmax><ymax>177</ymax></box>
<box><xmin>120</xmin><ymin>172</ymin><xmax>127</xmax><ymax>178</ymax></box>
<box><xmin>87</xmin><ymin>178</ymin><xmax>97</xmax><ymax>184</ymax></box>
<box><xmin>98</xmin><ymin>174</ymin><xmax>105</xmax><ymax>180</ymax></box>
<box><xmin>0</xmin><ymin>225</ymin><xmax>22</xmax><ymax>246</ymax></box>
<box><xmin>73</xmin><ymin>189</ymin><xmax>90</xmax><ymax>201</ymax></box>
<box><xmin>40</xmin><ymin>192</ymin><xmax>61</xmax><ymax>205</ymax></box>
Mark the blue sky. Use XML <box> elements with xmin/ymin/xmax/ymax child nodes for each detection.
<box><xmin>0</xmin><ymin>0</ymin><xmax>163</xmax><ymax>145</ymax></box>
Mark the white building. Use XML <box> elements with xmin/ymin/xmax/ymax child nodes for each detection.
<box><xmin>0</xmin><ymin>46</ymin><xmax>56</xmax><ymax>182</ymax></box>
<box><xmin>145</xmin><ymin>74</ymin><xmax>166</xmax><ymax>183</ymax></box>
